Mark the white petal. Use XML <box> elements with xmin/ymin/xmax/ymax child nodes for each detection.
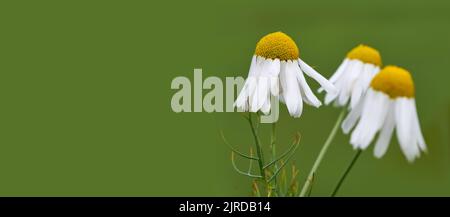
<box><xmin>349</xmin><ymin>63</ymin><xmax>373</xmax><ymax>109</ymax></box>
<box><xmin>342</xmin><ymin>95</ymin><xmax>364</xmax><ymax>134</ymax></box>
<box><xmin>234</xmin><ymin>56</ymin><xmax>259</xmax><ymax>110</ymax></box>
<box><xmin>395</xmin><ymin>98</ymin><xmax>420</xmax><ymax>162</ymax></box>
<box><xmin>319</xmin><ymin>58</ymin><xmax>350</xmax><ymax>93</ymax></box>
<box><xmin>324</xmin><ymin>91</ymin><xmax>338</xmax><ymax>105</ymax></box>
<box><xmin>298</xmin><ymin>58</ymin><xmax>336</xmax><ymax>94</ymax></box>
<box><xmin>252</xmin><ymin>76</ymin><xmax>270</xmax><ymax>112</ymax></box>
<box><xmin>260</xmin><ymin>96</ymin><xmax>271</xmax><ymax>114</ymax></box>
<box><xmin>249</xmin><ymin>77</ymin><xmax>260</xmax><ymax>112</ymax></box>
<box><xmin>330</xmin><ymin>59</ymin><xmax>350</xmax><ymax>83</ymax></box>
<box><xmin>235</xmin><ymin>81</ymin><xmax>249</xmax><ymax>111</ymax></box>
<box><xmin>349</xmin><ymin>83</ymin><xmax>363</xmax><ymax>109</ymax></box>
<box><xmin>324</xmin><ymin>60</ymin><xmax>355</xmax><ymax>104</ymax></box>
<box><xmin>411</xmin><ymin>99</ymin><xmax>427</xmax><ymax>151</ymax></box>
<box><xmin>350</xmin><ymin>89</ymin><xmax>390</xmax><ymax>149</ymax></box>
<box><xmin>280</xmin><ymin>61</ymin><xmax>303</xmax><ymax>117</ymax></box>
<box><xmin>338</xmin><ymin>60</ymin><xmax>363</xmax><ymax>106</ymax></box>
<box><xmin>248</xmin><ymin>55</ymin><xmax>258</xmax><ymax>77</ymax></box>
<box><xmin>265</xmin><ymin>58</ymin><xmax>281</xmax><ymax>77</ymax></box>
<box><xmin>324</xmin><ymin>60</ymin><xmax>361</xmax><ymax>105</ymax></box>
<box><xmin>374</xmin><ymin>102</ymin><xmax>395</xmax><ymax>158</ymax></box>
<box><xmin>253</xmin><ymin>58</ymin><xmax>280</xmax><ymax>112</ymax></box>
<box><xmin>296</xmin><ymin>67</ymin><xmax>321</xmax><ymax>107</ymax></box>
<box><xmin>270</xmin><ymin>77</ymin><xmax>280</xmax><ymax>96</ymax></box>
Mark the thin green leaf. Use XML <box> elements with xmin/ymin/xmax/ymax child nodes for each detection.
<box><xmin>267</xmin><ymin>138</ymin><xmax>301</xmax><ymax>182</ymax></box>
<box><xmin>221</xmin><ymin>131</ymin><xmax>259</xmax><ymax>161</ymax></box>
<box><xmin>231</xmin><ymin>152</ymin><xmax>263</xmax><ymax>179</ymax></box>
<box><xmin>263</xmin><ymin>132</ymin><xmax>301</xmax><ymax>169</ymax></box>
<box><xmin>247</xmin><ymin>148</ymin><xmax>254</xmax><ymax>174</ymax></box>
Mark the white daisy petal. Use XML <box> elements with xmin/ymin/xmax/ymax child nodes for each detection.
<box><xmin>296</xmin><ymin>67</ymin><xmax>321</xmax><ymax>107</ymax></box>
<box><xmin>395</xmin><ymin>98</ymin><xmax>420</xmax><ymax>162</ymax></box>
<box><xmin>374</xmin><ymin>102</ymin><xmax>395</xmax><ymax>158</ymax></box>
<box><xmin>235</xmin><ymin>56</ymin><xmax>259</xmax><ymax>111</ymax></box>
<box><xmin>298</xmin><ymin>58</ymin><xmax>336</xmax><ymax>93</ymax></box>
<box><xmin>255</xmin><ymin>76</ymin><xmax>270</xmax><ymax>111</ymax></box>
<box><xmin>329</xmin><ymin>59</ymin><xmax>350</xmax><ymax>83</ymax></box>
<box><xmin>248</xmin><ymin>55</ymin><xmax>258</xmax><ymax>77</ymax></box>
<box><xmin>342</xmin><ymin>95</ymin><xmax>364</xmax><ymax>134</ymax></box>
<box><xmin>269</xmin><ymin>59</ymin><xmax>280</xmax><ymax>96</ymax></box>
<box><xmin>349</xmin><ymin>63</ymin><xmax>373</xmax><ymax>109</ymax></box>
<box><xmin>411</xmin><ymin>99</ymin><xmax>427</xmax><ymax>151</ymax></box>
<box><xmin>338</xmin><ymin>60</ymin><xmax>363</xmax><ymax>106</ymax></box>
<box><xmin>280</xmin><ymin>61</ymin><xmax>303</xmax><ymax>117</ymax></box>
<box><xmin>235</xmin><ymin>81</ymin><xmax>249</xmax><ymax>111</ymax></box>
<box><xmin>349</xmin><ymin>83</ymin><xmax>363</xmax><ymax>109</ymax></box>
<box><xmin>324</xmin><ymin>91</ymin><xmax>338</xmax><ymax>105</ymax></box>
<box><xmin>319</xmin><ymin>59</ymin><xmax>350</xmax><ymax>93</ymax></box>
<box><xmin>252</xmin><ymin>58</ymin><xmax>280</xmax><ymax>112</ymax></box>
<box><xmin>324</xmin><ymin>60</ymin><xmax>358</xmax><ymax>105</ymax></box>
<box><xmin>349</xmin><ymin>89</ymin><xmax>376</xmax><ymax>149</ymax></box>
<box><xmin>351</xmin><ymin>89</ymin><xmax>389</xmax><ymax>149</ymax></box>
<box><xmin>260</xmin><ymin>96</ymin><xmax>271</xmax><ymax>114</ymax></box>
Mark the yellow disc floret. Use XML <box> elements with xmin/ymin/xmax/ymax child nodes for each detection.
<box><xmin>255</xmin><ymin>32</ymin><xmax>299</xmax><ymax>61</ymax></box>
<box><xmin>371</xmin><ymin>65</ymin><xmax>415</xmax><ymax>98</ymax></box>
<box><xmin>347</xmin><ymin>44</ymin><xmax>382</xmax><ymax>66</ymax></box>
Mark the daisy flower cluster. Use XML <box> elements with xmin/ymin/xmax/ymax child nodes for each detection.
<box><xmin>235</xmin><ymin>32</ymin><xmax>335</xmax><ymax>117</ymax></box>
<box><xmin>226</xmin><ymin>31</ymin><xmax>426</xmax><ymax>197</ymax></box>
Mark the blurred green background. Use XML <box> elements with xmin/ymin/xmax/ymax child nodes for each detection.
<box><xmin>0</xmin><ymin>0</ymin><xmax>449</xmax><ymax>196</ymax></box>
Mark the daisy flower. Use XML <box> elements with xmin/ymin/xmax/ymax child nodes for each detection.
<box><xmin>342</xmin><ymin>66</ymin><xmax>426</xmax><ymax>162</ymax></box>
<box><xmin>235</xmin><ymin>32</ymin><xmax>335</xmax><ymax>117</ymax></box>
<box><xmin>323</xmin><ymin>45</ymin><xmax>382</xmax><ymax>109</ymax></box>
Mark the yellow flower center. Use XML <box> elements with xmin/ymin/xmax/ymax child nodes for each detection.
<box><xmin>370</xmin><ymin>65</ymin><xmax>415</xmax><ymax>98</ymax></box>
<box><xmin>346</xmin><ymin>44</ymin><xmax>382</xmax><ymax>66</ymax></box>
<box><xmin>254</xmin><ymin>32</ymin><xmax>299</xmax><ymax>61</ymax></box>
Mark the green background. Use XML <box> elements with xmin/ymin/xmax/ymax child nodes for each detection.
<box><xmin>0</xmin><ymin>0</ymin><xmax>449</xmax><ymax>196</ymax></box>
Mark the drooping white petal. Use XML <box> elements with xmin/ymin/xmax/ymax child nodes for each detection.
<box><xmin>248</xmin><ymin>55</ymin><xmax>258</xmax><ymax>77</ymax></box>
<box><xmin>324</xmin><ymin>90</ymin><xmax>338</xmax><ymax>105</ymax></box>
<box><xmin>362</xmin><ymin>65</ymin><xmax>378</xmax><ymax>88</ymax></box>
<box><xmin>249</xmin><ymin>77</ymin><xmax>261</xmax><ymax>112</ymax></box>
<box><xmin>337</xmin><ymin>60</ymin><xmax>363</xmax><ymax>106</ymax></box>
<box><xmin>349</xmin><ymin>63</ymin><xmax>373</xmax><ymax>109</ymax></box>
<box><xmin>342</xmin><ymin>95</ymin><xmax>364</xmax><ymax>134</ymax></box>
<box><xmin>235</xmin><ymin>56</ymin><xmax>258</xmax><ymax>111</ymax></box>
<box><xmin>254</xmin><ymin>76</ymin><xmax>270</xmax><ymax>112</ymax></box>
<box><xmin>298</xmin><ymin>58</ymin><xmax>336</xmax><ymax>94</ymax></box>
<box><xmin>268</xmin><ymin>59</ymin><xmax>281</xmax><ymax>96</ymax></box>
<box><xmin>395</xmin><ymin>98</ymin><xmax>420</xmax><ymax>162</ymax></box>
<box><xmin>296</xmin><ymin>67</ymin><xmax>321</xmax><ymax>107</ymax></box>
<box><xmin>411</xmin><ymin>99</ymin><xmax>427</xmax><ymax>151</ymax></box>
<box><xmin>319</xmin><ymin>59</ymin><xmax>350</xmax><ymax>94</ymax></box>
<box><xmin>350</xmin><ymin>89</ymin><xmax>390</xmax><ymax>149</ymax></box>
<box><xmin>279</xmin><ymin>60</ymin><xmax>303</xmax><ymax>117</ymax></box>
<box><xmin>235</xmin><ymin>83</ymin><xmax>249</xmax><ymax>111</ymax></box>
<box><xmin>374</xmin><ymin>102</ymin><xmax>395</xmax><ymax>158</ymax></box>
<box><xmin>326</xmin><ymin>59</ymin><xmax>356</xmax><ymax>106</ymax></box>
<box><xmin>252</xmin><ymin>58</ymin><xmax>281</xmax><ymax>112</ymax></box>
<box><xmin>349</xmin><ymin>84</ymin><xmax>363</xmax><ymax>110</ymax></box>
<box><xmin>330</xmin><ymin>59</ymin><xmax>350</xmax><ymax>83</ymax></box>
<box><xmin>348</xmin><ymin>89</ymin><xmax>376</xmax><ymax>149</ymax></box>
<box><xmin>260</xmin><ymin>95</ymin><xmax>271</xmax><ymax>114</ymax></box>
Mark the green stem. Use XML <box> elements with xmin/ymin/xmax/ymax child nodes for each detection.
<box><xmin>248</xmin><ymin>113</ymin><xmax>266</xmax><ymax>180</ymax></box>
<box><xmin>331</xmin><ymin>149</ymin><xmax>362</xmax><ymax>197</ymax></box>
<box><xmin>271</xmin><ymin>123</ymin><xmax>276</xmax><ymax>160</ymax></box>
<box><xmin>270</xmin><ymin>122</ymin><xmax>280</xmax><ymax>196</ymax></box>
<box><xmin>299</xmin><ymin>109</ymin><xmax>346</xmax><ymax>197</ymax></box>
